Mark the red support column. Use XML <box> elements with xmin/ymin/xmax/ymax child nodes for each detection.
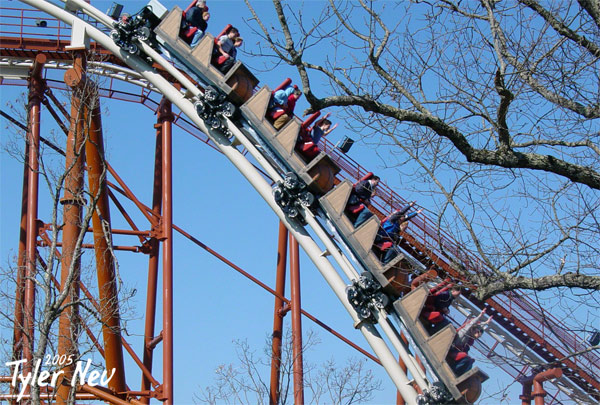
<box><xmin>22</xmin><ymin>54</ymin><xmax>46</xmax><ymax>381</ymax></box>
<box><xmin>85</xmin><ymin>87</ymin><xmax>127</xmax><ymax>396</ymax></box>
<box><xmin>140</xmin><ymin>107</ymin><xmax>165</xmax><ymax>402</ymax></box>
<box><xmin>532</xmin><ymin>368</ymin><xmax>563</xmax><ymax>405</ymax></box>
<box><xmin>521</xmin><ymin>381</ymin><xmax>533</xmax><ymax>405</ymax></box>
<box><xmin>12</xmin><ymin>122</ymin><xmax>30</xmax><ymax>366</ymax></box>
<box><xmin>56</xmin><ymin>52</ymin><xmax>87</xmax><ymax>404</ymax></box>
<box><xmin>159</xmin><ymin>98</ymin><xmax>175</xmax><ymax>405</ymax></box>
<box><xmin>289</xmin><ymin>234</ymin><xmax>304</xmax><ymax>405</ymax></box>
<box><xmin>519</xmin><ymin>368</ymin><xmax>563</xmax><ymax>405</ymax></box>
<box><xmin>269</xmin><ymin>222</ymin><xmax>288</xmax><ymax>405</ymax></box>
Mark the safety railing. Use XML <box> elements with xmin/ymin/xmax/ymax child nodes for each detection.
<box><xmin>0</xmin><ymin>6</ymin><xmax>110</xmax><ymax>48</ymax></box>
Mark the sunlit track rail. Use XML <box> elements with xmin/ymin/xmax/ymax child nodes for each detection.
<box><xmin>1</xmin><ymin>1</ymin><xmax>598</xmax><ymax>404</ymax></box>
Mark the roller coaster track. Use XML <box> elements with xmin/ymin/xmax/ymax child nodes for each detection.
<box><xmin>1</xmin><ymin>1</ymin><xmax>598</xmax><ymax>403</ymax></box>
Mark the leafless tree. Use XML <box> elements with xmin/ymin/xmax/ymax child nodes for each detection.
<box><xmin>241</xmin><ymin>4</ymin><xmax>599</xmax><ymax>400</ymax></box>
<box><xmin>1</xmin><ymin>56</ymin><xmax>132</xmax><ymax>404</ymax></box>
<box><xmin>242</xmin><ymin>0</ymin><xmax>599</xmax><ymax>302</ymax></box>
<box><xmin>195</xmin><ymin>329</ymin><xmax>382</xmax><ymax>405</ymax></box>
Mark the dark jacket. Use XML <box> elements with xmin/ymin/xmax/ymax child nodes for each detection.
<box><xmin>185</xmin><ymin>6</ymin><xmax>208</xmax><ymax>32</ymax></box>
<box><xmin>352</xmin><ymin>179</ymin><xmax>376</xmax><ymax>204</ymax></box>
<box><xmin>433</xmin><ymin>290</ymin><xmax>455</xmax><ymax>311</ymax></box>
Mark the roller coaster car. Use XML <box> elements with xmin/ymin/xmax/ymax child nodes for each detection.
<box><xmin>153</xmin><ymin>6</ymin><xmax>258</xmax><ymax>105</ymax></box>
<box><xmin>393</xmin><ymin>286</ymin><xmax>489</xmax><ymax>404</ymax></box>
<box><xmin>240</xmin><ymin>87</ymin><xmax>340</xmax><ymax>195</ymax></box>
<box><xmin>319</xmin><ymin>180</ymin><xmax>415</xmax><ymax>297</ymax></box>
<box><xmin>110</xmin><ymin>3</ymin><xmax>164</xmax><ymax>57</ymax></box>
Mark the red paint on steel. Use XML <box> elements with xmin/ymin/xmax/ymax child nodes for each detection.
<box><xmin>85</xmin><ymin>93</ymin><xmax>127</xmax><ymax>396</ymax></box>
<box><xmin>533</xmin><ymin>368</ymin><xmax>563</xmax><ymax>405</ymax></box>
<box><xmin>56</xmin><ymin>52</ymin><xmax>86</xmax><ymax>404</ymax></box>
<box><xmin>11</xmin><ymin>115</ymin><xmax>29</xmax><ymax>403</ymax></box>
<box><xmin>270</xmin><ymin>222</ymin><xmax>289</xmax><ymax>405</ymax></box>
<box><xmin>140</xmin><ymin>110</ymin><xmax>166</xmax><ymax>402</ymax></box>
<box><xmin>159</xmin><ymin>98</ymin><xmax>175</xmax><ymax>404</ymax></box>
<box><xmin>22</xmin><ymin>53</ymin><xmax>45</xmax><ymax>384</ymax></box>
<box><xmin>79</xmin><ymin>384</ymin><xmax>141</xmax><ymax>405</ymax></box>
<box><xmin>289</xmin><ymin>234</ymin><xmax>305</xmax><ymax>405</ymax></box>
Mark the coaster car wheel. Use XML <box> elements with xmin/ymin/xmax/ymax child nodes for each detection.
<box><xmin>127</xmin><ymin>43</ymin><xmax>139</xmax><ymax>55</ymax></box>
<box><xmin>273</xmin><ymin>186</ymin><xmax>286</xmax><ymax>204</ymax></box>
<box><xmin>194</xmin><ymin>100</ymin><xmax>206</xmax><ymax>116</ymax></box>
<box><xmin>298</xmin><ymin>191</ymin><xmax>314</xmax><ymax>208</ymax></box>
<box><xmin>220</xmin><ymin>101</ymin><xmax>236</xmax><ymax>118</ymax></box>
<box><xmin>283</xmin><ymin>173</ymin><xmax>300</xmax><ymax>190</ymax></box>
<box><xmin>204</xmin><ymin>86</ymin><xmax>219</xmax><ymax>102</ymax></box>
<box><xmin>373</xmin><ymin>292</ymin><xmax>389</xmax><ymax>309</ymax></box>
<box><xmin>137</xmin><ymin>26</ymin><xmax>151</xmax><ymax>41</ymax></box>
<box><xmin>206</xmin><ymin>116</ymin><xmax>221</xmax><ymax>130</ymax></box>
<box><xmin>346</xmin><ymin>286</ymin><xmax>358</xmax><ymax>301</ymax></box>
<box><xmin>110</xmin><ymin>29</ymin><xmax>121</xmax><ymax>42</ymax></box>
<box><xmin>359</xmin><ymin>306</ymin><xmax>372</xmax><ymax>320</ymax></box>
<box><xmin>286</xmin><ymin>206</ymin><xmax>299</xmax><ymax>219</ymax></box>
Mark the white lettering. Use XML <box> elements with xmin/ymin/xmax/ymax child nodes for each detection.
<box><xmin>5</xmin><ymin>357</ymin><xmax>114</xmax><ymax>395</ymax></box>
<box><xmin>71</xmin><ymin>359</ymin><xmax>91</xmax><ymax>387</ymax></box>
<box><xmin>17</xmin><ymin>369</ymin><xmax>32</xmax><ymax>401</ymax></box>
<box><xmin>101</xmin><ymin>368</ymin><xmax>116</xmax><ymax>386</ymax></box>
<box><xmin>87</xmin><ymin>370</ymin><xmax>100</xmax><ymax>386</ymax></box>
<box><xmin>37</xmin><ymin>370</ymin><xmax>50</xmax><ymax>387</ymax></box>
<box><xmin>50</xmin><ymin>369</ymin><xmax>65</xmax><ymax>388</ymax></box>
<box><xmin>5</xmin><ymin>359</ymin><xmax>26</xmax><ymax>387</ymax></box>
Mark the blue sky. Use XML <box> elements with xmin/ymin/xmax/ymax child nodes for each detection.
<box><xmin>0</xmin><ymin>1</ymin><xmax>528</xmax><ymax>403</ymax></box>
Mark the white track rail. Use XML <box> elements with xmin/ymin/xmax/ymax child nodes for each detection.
<box><xmin>17</xmin><ymin>0</ymin><xmax>425</xmax><ymax>402</ymax></box>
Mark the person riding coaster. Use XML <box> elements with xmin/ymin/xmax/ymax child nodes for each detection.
<box><xmin>110</xmin><ymin>4</ymin><xmax>163</xmax><ymax>56</ymax></box>
<box><xmin>345</xmin><ymin>172</ymin><xmax>380</xmax><ymax>228</ymax></box>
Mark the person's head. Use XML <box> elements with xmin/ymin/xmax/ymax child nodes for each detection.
<box><xmin>196</xmin><ymin>0</ymin><xmax>206</xmax><ymax>8</ymax></box>
<box><xmin>202</xmin><ymin>11</ymin><xmax>210</xmax><ymax>21</ymax></box>
<box><xmin>450</xmin><ymin>285</ymin><xmax>461</xmax><ymax>298</ymax></box>
<box><xmin>371</xmin><ymin>175</ymin><xmax>380</xmax><ymax>187</ymax></box>
<box><xmin>234</xmin><ymin>37</ymin><xmax>243</xmax><ymax>47</ymax></box>
<box><xmin>292</xmin><ymin>87</ymin><xmax>302</xmax><ymax>100</ymax></box>
<box><xmin>319</xmin><ymin>118</ymin><xmax>332</xmax><ymax>131</ymax></box>
<box><xmin>227</xmin><ymin>27</ymin><xmax>240</xmax><ymax>39</ymax></box>
<box><xmin>472</xmin><ymin>325</ymin><xmax>484</xmax><ymax>339</ymax></box>
<box><xmin>120</xmin><ymin>13</ymin><xmax>130</xmax><ymax>23</ymax></box>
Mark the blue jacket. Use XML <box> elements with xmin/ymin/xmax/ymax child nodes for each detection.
<box><xmin>376</xmin><ymin>204</ymin><xmax>415</xmax><ymax>242</ymax></box>
<box><xmin>269</xmin><ymin>86</ymin><xmax>295</xmax><ymax>109</ymax></box>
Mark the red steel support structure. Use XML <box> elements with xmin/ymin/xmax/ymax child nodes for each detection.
<box><xmin>270</xmin><ymin>222</ymin><xmax>288</xmax><ymax>405</ymax></box>
<box><xmin>268</xmin><ymin>225</ymin><xmax>307</xmax><ymax>405</ymax></box>
<box><xmin>10</xmin><ymin>121</ymin><xmax>29</xmax><ymax>404</ymax></box>
<box><xmin>159</xmin><ymin>98</ymin><xmax>175</xmax><ymax>405</ymax></box>
<box><xmin>55</xmin><ymin>51</ymin><xmax>87</xmax><ymax>404</ymax></box>
<box><xmin>12</xmin><ymin>116</ymin><xmax>30</xmax><ymax>370</ymax></box>
<box><xmin>85</xmin><ymin>72</ymin><xmax>127</xmax><ymax>395</ymax></box>
<box><xmin>10</xmin><ymin>53</ymin><xmax>45</xmax><ymax>401</ymax></box>
<box><xmin>21</xmin><ymin>52</ymin><xmax>45</xmax><ymax>388</ymax></box>
<box><xmin>140</xmin><ymin>101</ymin><xmax>167</xmax><ymax>402</ymax></box>
<box><xmin>532</xmin><ymin>369</ymin><xmax>563</xmax><ymax>405</ymax></box>
<box><xmin>289</xmin><ymin>234</ymin><xmax>305</xmax><ymax>404</ymax></box>
<box><xmin>520</xmin><ymin>368</ymin><xmax>563</xmax><ymax>405</ymax></box>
